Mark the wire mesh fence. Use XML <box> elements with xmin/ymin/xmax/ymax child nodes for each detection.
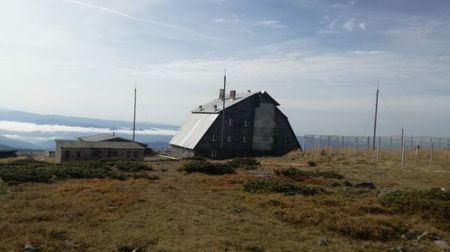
<box><xmin>303</xmin><ymin>135</ymin><xmax>450</xmax><ymax>152</ymax></box>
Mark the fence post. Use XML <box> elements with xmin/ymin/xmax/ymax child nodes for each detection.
<box><xmin>415</xmin><ymin>140</ymin><xmax>419</xmax><ymax>159</ymax></box>
<box><xmin>356</xmin><ymin>137</ymin><xmax>359</xmax><ymax>153</ymax></box>
<box><xmin>318</xmin><ymin>136</ymin><xmax>322</xmax><ymax>152</ymax></box>
<box><xmin>430</xmin><ymin>143</ymin><xmax>433</xmax><ymax>168</ymax></box>
<box><xmin>401</xmin><ymin>139</ymin><xmax>405</xmax><ymax>168</ymax></box>
<box><xmin>376</xmin><ymin>138</ymin><xmax>380</xmax><ymax>162</ymax></box>
<box><xmin>367</xmin><ymin>136</ymin><xmax>370</xmax><ymax>151</ymax></box>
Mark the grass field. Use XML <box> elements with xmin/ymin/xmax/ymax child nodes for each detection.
<box><xmin>0</xmin><ymin>150</ymin><xmax>449</xmax><ymax>251</ymax></box>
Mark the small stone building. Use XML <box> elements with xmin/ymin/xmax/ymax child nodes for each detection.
<box><xmin>55</xmin><ymin>140</ymin><xmax>146</xmax><ymax>163</ymax></box>
<box><xmin>170</xmin><ymin>90</ymin><xmax>301</xmax><ymax>159</ymax></box>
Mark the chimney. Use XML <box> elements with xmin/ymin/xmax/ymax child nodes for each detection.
<box><xmin>230</xmin><ymin>90</ymin><xmax>236</xmax><ymax>100</ymax></box>
<box><xmin>219</xmin><ymin>89</ymin><xmax>225</xmax><ymax>100</ymax></box>
<box><xmin>198</xmin><ymin>105</ymin><xmax>203</xmax><ymax>111</ymax></box>
<box><xmin>213</xmin><ymin>105</ymin><xmax>218</xmax><ymax>111</ymax></box>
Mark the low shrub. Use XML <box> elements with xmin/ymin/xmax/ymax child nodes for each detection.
<box><xmin>0</xmin><ymin>160</ymin><xmax>154</xmax><ymax>184</ymax></box>
<box><xmin>379</xmin><ymin>188</ymin><xmax>450</xmax><ymax>221</ymax></box>
<box><xmin>306</xmin><ymin>160</ymin><xmax>317</xmax><ymax>167</ymax></box>
<box><xmin>114</xmin><ymin>161</ymin><xmax>152</xmax><ymax>172</ymax></box>
<box><xmin>274</xmin><ymin>167</ymin><xmax>343</xmax><ymax>181</ymax></box>
<box><xmin>242</xmin><ymin>180</ymin><xmax>320</xmax><ymax>196</ymax></box>
<box><xmin>227</xmin><ymin>158</ymin><xmax>260</xmax><ymax>170</ymax></box>
<box><xmin>328</xmin><ymin>216</ymin><xmax>408</xmax><ymax>241</ymax></box>
<box><xmin>183</xmin><ymin>161</ymin><xmax>234</xmax><ymax>175</ymax></box>
<box><xmin>0</xmin><ymin>178</ymin><xmax>7</xmax><ymax>195</ymax></box>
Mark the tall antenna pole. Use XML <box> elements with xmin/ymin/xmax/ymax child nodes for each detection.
<box><xmin>372</xmin><ymin>84</ymin><xmax>379</xmax><ymax>150</ymax></box>
<box><xmin>221</xmin><ymin>67</ymin><xmax>226</xmax><ymax>159</ymax></box>
<box><xmin>132</xmin><ymin>84</ymin><xmax>137</xmax><ymax>142</ymax></box>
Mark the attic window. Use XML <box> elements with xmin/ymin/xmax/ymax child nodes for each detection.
<box><xmin>211</xmin><ymin>149</ymin><xmax>217</xmax><ymax>158</ymax></box>
<box><xmin>227</xmin><ymin>136</ymin><xmax>232</xmax><ymax>143</ymax></box>
<box><xmin>228</xmin><ymin>118</ymin><xmax>233</xmax><ymax>126</ymax></box>
<box><xmin>212</xmin><ymin>134</ymin><xmax>217</xmax><ymax>142</ymax></box>
<box><xmin>244</xmin><ymin>120</ymin><xmax>249</xmax><ymax>127</ymax></box>
<box><xmin>243</xmin><ymin>136</ymin><xmax>247</xmax><ymax>143</ymax></box>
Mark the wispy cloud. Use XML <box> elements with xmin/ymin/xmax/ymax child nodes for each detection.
<box><xmin>212</xmin><ymin>14</ymin><xmax>240</xmax><ymax>24</ymax></box>
<box><xmin>343</xmin><ymin>18</ymin><xmax>355</xmax><ymax>31</ymax></box>
<box><xmin>255</xmin><ymin>20</ymin><xmax>286</xmax><ymax>29</ymax></box>
<box><xmin>359</xmin><ymin>22</ymin><xmax>367</xmax><ymax>31</ymax></box>
<box><xmin>63</xmin><ymin>0</ymin><xmax>215</xmax><ymax>40</ymax></box>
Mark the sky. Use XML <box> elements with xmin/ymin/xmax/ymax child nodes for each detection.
<box><xmin>0</xmin><ymin>0</ymin><xmax>449</xmax><ymax>137</ymax></box>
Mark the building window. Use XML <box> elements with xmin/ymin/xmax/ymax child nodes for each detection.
<box><xmin>228</xmin><ymin>118</ymin><xmax>233</xmax><ymax>126</ymax></box>
<box><xmin>65</xmin><ymin>150</ymin><xmax>70</xmax><ymax>159</ymax></box>
<box><xmin>243</xmin><ymin>136</ymin><xmax>247</xmax><ymax>143</ymax></box>
<box><xmin>126</xmin><ymin>151</ymin><xmax>131</xmax><ymax>158</ymax></box>
<box><xmin>212</xmin><ymin>134</ymin><xmax>217</xmax><ymax>142</ymax></box>
<box><xmin>284</xmin><ymin>137</ymin><xmax>289</xmax><ymax>144</ymax></box>
<box><xmin>244</xmin><ymin>120</ymin><xmax>249</xmax><ymax>127</ymax></box>
<box><xmin>134</xmin><ymin>151</ymin><xmax>139</xmax><ymax>158</ymax></box>
<box><xmin>227</xmin><ymin>135</ymin><xmax>232</xmax><ymax>142</ymax></box>
<box><xmin>211</xmin><ymin>149</ymin><xmax>217</xmax><ymax>157</ymax></box>
<box><xmin>76</xmin><ymin>151</ymin><xmax>80</xmax><ymax>159</ymax></box>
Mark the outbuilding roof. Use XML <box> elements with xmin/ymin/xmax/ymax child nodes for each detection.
<box><xmin>79</xmin><ymin>133</ymin><xmax>127</xmax><ymax>142</ymax></box>
<box><xmin>169</xmin><ymin>113</ymin><xmax>219</xmax><ymax>150</ymax></box>
<box><xmin>56</xmin><ymin>140</ymin><xmax>146</xmax><ymax>150</ymax></box>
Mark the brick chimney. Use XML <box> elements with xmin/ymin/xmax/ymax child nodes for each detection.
<box><xmin>219</xmin><ymin>89</ymin><xmax>225</xmax><ymax>100</ymax></box>
<box><xmin>230</xmin><ymin>90</ymin><xmax>236</xmax><ymax>100</ymax></box>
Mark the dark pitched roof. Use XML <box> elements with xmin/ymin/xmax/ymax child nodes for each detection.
<box><xmin>55</xmin><ymin>140</ymin><xmax>146</xmax><ymax>150</ymax></box>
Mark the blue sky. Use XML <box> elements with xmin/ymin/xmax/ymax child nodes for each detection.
<box><xmin>0</xmin><ymin>0</ymin><xmax>449</xmax><ymax>137</ymax></box>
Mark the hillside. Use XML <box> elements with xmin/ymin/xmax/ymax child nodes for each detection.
<box><xmin>0</xmin><ymin>151</ymin><xmax>449</xmax><ymax>251</ymax></box>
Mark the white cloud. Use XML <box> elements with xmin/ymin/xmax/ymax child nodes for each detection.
<box><xmin>255</xmin><ymin>20</ymin><xmax>286</xmax><ymax>29</ymax></box>
<box><xmin>212</xmin><ymin>14</ymin><xmax>240</xmax><ymax>24</ymax></box>
<box><xmin>0</xmin><ymin>121</ymin><xmax>177</xmax><ymax>136</ymax></box>
<box><xmin>359</xmin><ymin>22</ymin><xmax>367</xmax><ymax>31</ymax></box>
<box><xmin>343</xmin><ymin>18</ymin><xmax>355</xmax><ymax>31</ymax></box>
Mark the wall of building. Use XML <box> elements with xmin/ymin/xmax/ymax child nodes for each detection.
<box><xmin>56</xmin><ymin>148</ymin><xmax>144</xmax><ymax>163</ymax></box>
<box><xmin>170</xmin><ymin>145</ymin><xmax>195</xmax><ymax>158</ymax></box>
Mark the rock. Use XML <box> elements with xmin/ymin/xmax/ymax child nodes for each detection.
<box><xmin>354</xmin><ymin>182</ymin><xmax>376</xmax><ymax>190</ymax></box>
<box><xmin>379</xmin><ymin>187</ymin><xmax>398</xmax><ymax>197</ymax></box>
<box><xmin>24</xmin><ymin>244</ymin><xmax>39</xmax><ymax>251</ymax></box>
<box><xmin>416</xmin><ymin>231</ymin><xmax>428</xmax><ymax>241</ymax></box>
<box><xmin>390</xmin><ymin>246</ymin><xmax>405</xmax><ymax>252</ymax></box>
<box><xmin>64</xmin><ymin>240</ymin><xmax>77</xmax><ymax>248</ymax></box>
<box><xmin>319</xmin><ymin>237</ymin><xmax>328</xmax><ymax>246</ymax></box>
<box><xmin>434</xmin><ymin>240</ymin><xmax>450</xmax><ymax>251</ymax></box>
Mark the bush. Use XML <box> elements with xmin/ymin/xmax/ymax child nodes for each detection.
<box><xmin>0</xmin><ymin>160</ymin><xmax>154</xmax><ymax>184</ymax></box>
<box><xmin>379</xmin><ymin>188</ymin><xmax>450</xmax><ymax>221</ymax></box>
<box><xmin>183</xmin><ymin>161</ymin><xmax>234</xmax><ymax>175</ymax></box>
<box><xmin>0</xmin><ymin>178</ymin><xmax>7</xmax><ymax>195</ymax></box>
<box><xmin>306</xmin><ymin>160</ymin><xmax>317</xmax><ymax>167</ymax></box>
<box><xmin>274</xmin><ymin>167</ymin><xmax>343</xmax><ymax>181</ymax></box>
<box><xmin>328</xmin><ymin>216</ymin><xmax>408</xmax><ymax>241</ymax></box>
<box><xmin>227</xmin><ymin>158</ymin><xmax>260</xmax><ymax>170</ymax></box>
<box><xmin>114</xmin><ymin>161</ymin><xmax>152</xmax><ymax>172</ymax></box>
<box><xmin>242</xmin><ymin>180</ymin><xmax>320</xmax><ymax>196</ymax></box>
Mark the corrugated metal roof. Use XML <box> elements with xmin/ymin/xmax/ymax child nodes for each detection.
<box><xmin>56</xmin><ymin>140</ymin><xmax>146</xmax><ymax>150</ymax></box>
<box><xmin>169</xmin><ymin>113</ymin><xmax>219</xmax><ymax>149</ymax></box>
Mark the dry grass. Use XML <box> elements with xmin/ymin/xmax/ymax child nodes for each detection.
<box><xmin>0</xmin><ymin>151</ymin><xmax>449</xmax><ymax>251</ymax></box>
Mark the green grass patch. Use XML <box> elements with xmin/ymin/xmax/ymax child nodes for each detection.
<box><xmin>183</xmin><ymin>161</ymin><xmax>234</xmax><ymax>175</ymax></box>
<box><xmin>379</xmin><ymin>188</ymin><xmax>450</xmax><ymax>221</ymax></box>
<box><xmin>274</xmin><ymin>167</ymin><xmax>343</xmax><ymax>180</ymax></box>
<box><xmin>242</xmin><ymin>180</ymin><xmax>320</xmax><ymax>196</ymax></box>
<box><xmin>0</xmin><ymin>160</ymin><xmax>154</xmax><ymax>184</ymax></box>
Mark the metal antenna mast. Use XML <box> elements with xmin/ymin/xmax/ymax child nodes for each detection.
<box><xmin>372</xmin><ymin>83</ymin><xmax>379</xmax><ymax>150</ymax></box>
<box><xmin>132</xmin><ymin>84</ymin><xmax>137</xmax><ymax>142</ymax></box>
<box><xmin>221</xmin><ymin>67</ymin><xmax>226</xmax><ymax>159</ymax></box>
